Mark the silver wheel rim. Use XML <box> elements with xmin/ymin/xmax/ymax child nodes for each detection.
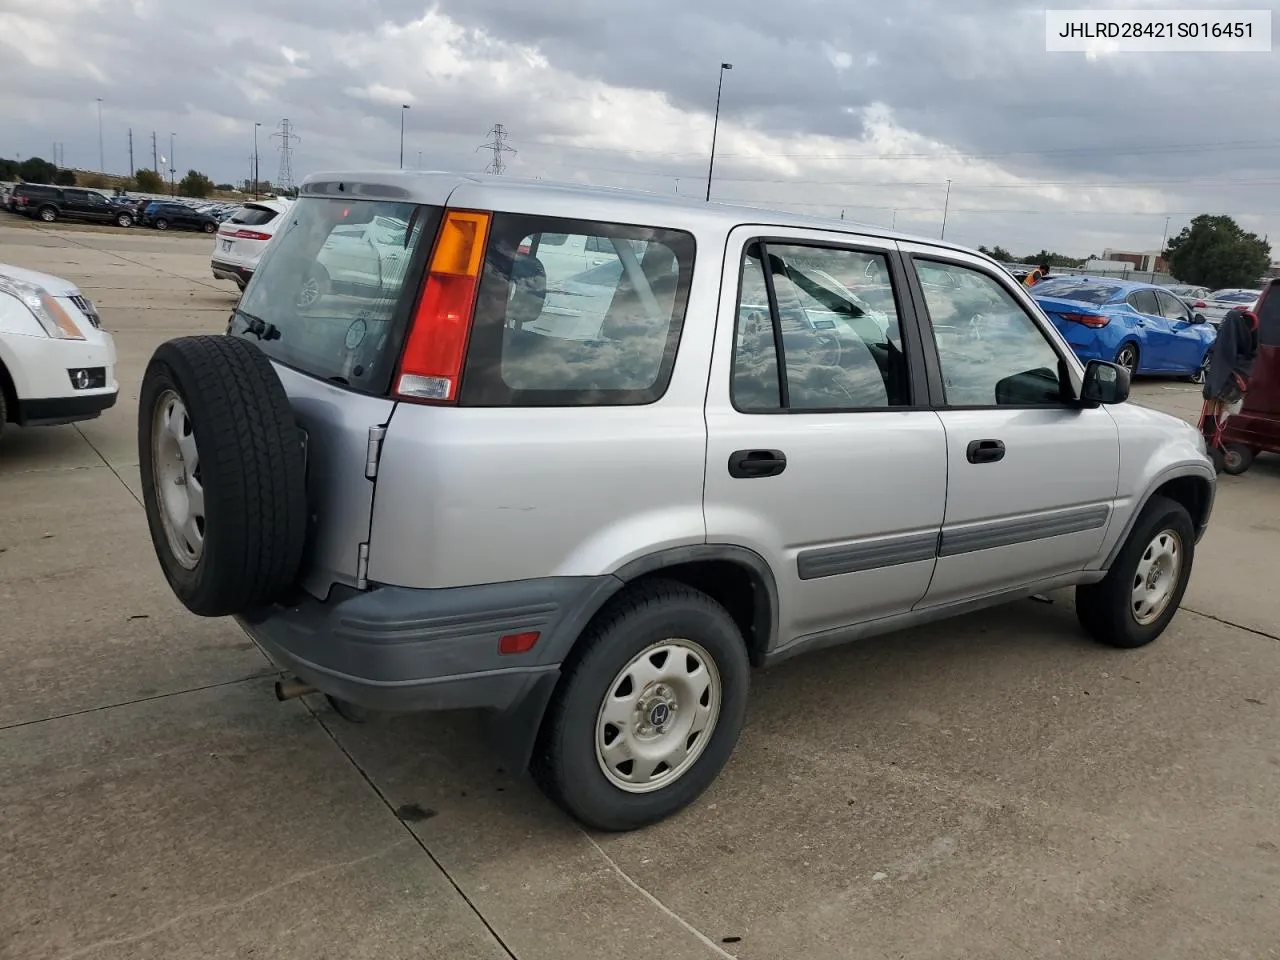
<box><xmin>119</xmin><ymin>215</ymin><xmax>130</xmax><ymax>227</ymax></box>
<box><xmin>1193</xmin><ymin>354</ymin><xmax>1209</xmax><ymax>383</ymax></box>
<box><xmin>151</xmin><ymin>390</ymin><xmax>205</xmax><ymax>569</ymax></box>
<box><xmin>297</xmin><ymin>276</ymin><xmax>320</xmax><ymax>307</ymax></box>
<box><xmin>595</xmin><ymin>639</ymin><xmax>722</xmax><ymax>794</ymax></box>
<box><xmin>156</xmin><ymin>220</ymin><xmax>167</xmax><ymax>230</ymax></box>
<box><xmin>1118</xmin><ymin>346</ymin><xmax>1137</xmax><ymax>373</ymax></box>
<box><xmin>1132</xmin><ymin>528</ymin><xmax>1181</xmax><ymax>626</ymax></box>
<box><xmin>1224</xmin><ymin>449</ymin><xmax>1243</xmax><ymax>470</ymax></box>
<box><xmin>41</xmin><ymin>209</ymin><xmax>54</xmax><ymax>221</ymax></box>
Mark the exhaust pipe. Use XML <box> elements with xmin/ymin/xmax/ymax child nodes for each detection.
<box><xmin>274</xmin><ymin>678</ymin><xmax>316</xmax><ymax>701</ymax></box>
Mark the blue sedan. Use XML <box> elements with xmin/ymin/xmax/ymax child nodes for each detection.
<box><xmin>1032</xmin><ymin>276</ymin><xmax>1217</xmax><ymax>379</ymax></box>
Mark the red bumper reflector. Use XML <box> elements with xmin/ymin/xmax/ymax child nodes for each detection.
<box><xmin>498</xmin><ymin>631</ymin><xmax>540</xmax><ymax>655</ymax></box>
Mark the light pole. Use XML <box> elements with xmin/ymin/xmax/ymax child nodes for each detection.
<box><xmin>169</xmin><ymin>133</ymin><xmax>176</xmax><ymax>195</ymax></box>
<box><xmin>705</xmin><ymin>62</ymin><xmax>732</xmax><ymax>202</ymax></box>
<box><xmin>96</xmin><ymin>98</ymin><xmax>104</xmax><ymax>174</ymax></box>
<box><xmin>399</xmin><ymin>105</ymin><xmax>410</xmax><ymax>169</ymax></box>
<box><xmin>253</xmin><ymin>122</ymin><xmax>261</xmax><ymax>198</ymax></box>
<box><xmin>940</xmin><ymin>179</ymin><xmax>952</xmax><ymax>240</ymax></box>
<box><xmin>1153</xmin><ymin>215</ymin><xmax>1170</xmax><ymax>282</ymax></box>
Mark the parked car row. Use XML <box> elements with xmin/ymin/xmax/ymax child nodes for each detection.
<box><xmin>4</xmin><ymin>183</ymin><xmax>281</xmax><ymax>236</ymax></box>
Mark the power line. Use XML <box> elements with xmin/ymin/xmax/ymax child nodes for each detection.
<box><xmin>477</xmin><ymin>123</ymin><xmax>517</xmax><ymax>175</ymax></box>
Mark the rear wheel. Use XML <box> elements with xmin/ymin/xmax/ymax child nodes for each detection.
<box><xmin>1115</xmin><ymin>343</ymin><xmax>1139</xmax><ymax>376</ymax></box>
<box><xmin>155</xmin><ymin>218</ymin><xmax>169</xmax><ymax>231</ymax></box>
<box><xmin>38</xmin><ymin>206</ymin><xmax>57</xmax><ymax>223</ymax></box>
<box><xmin>138</xmin><ymin>336</ymin><xmax>307</xmax><ymax>617</ymax></box>
<box><xmin>1075</xmin><ymin>495</ymin><xmax>1194</xmax><ymax>648</ymax></box>
<box><xmin>203</xmin><ymin>221</ymin><xmax>216</xmax><ymax>234</ymax></box>
<box><xmin>532</xmin><ymin>580</ymin><xmax>750</xmax><ymax>831</ymax></box>
<box><xmin>1222</xmin><ymin>443</ymin><xmax>1254</xmax><ymax>475</ymax></box>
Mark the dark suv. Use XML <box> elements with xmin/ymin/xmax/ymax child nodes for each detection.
<box><xmin>139</xmin><ymin>201</ymin><xmax>218</xmax><ymax>233</ymax></box>
<box><xmin>12</xmin><ymin>185</ymin><xmax>137</xmax><ymax>227</ymax></box>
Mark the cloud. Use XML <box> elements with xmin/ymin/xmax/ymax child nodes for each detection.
<box><xmin>0</xmin><ymin>0</ymin><xmax>1276</xmax><ymax>257</ymax></box>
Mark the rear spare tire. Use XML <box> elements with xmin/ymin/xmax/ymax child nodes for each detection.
<box><xmin>138</xmin><ymin>335</ymin><xmax>306</xmax><ymax>617</ymax></box>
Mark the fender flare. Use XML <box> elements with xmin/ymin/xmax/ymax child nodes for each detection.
<box><xmin>1101</xmin><ymin>463</ymin><xmax>1215</xmax><ymax>569</ymax></box>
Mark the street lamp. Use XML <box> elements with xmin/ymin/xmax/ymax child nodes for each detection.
<box><xmin>169</xmin><ymin>133</ymin><xmax>176</xmax><ymax>195</ymax></box>
<box><xmin>96</xmin><ymin>98</ymin><xmax>104</xmax><ymax>174</ymax></box>
<box><xmin>253</xmin><ymin>122</ymin><xmax>262</xmax><ymax>198</ymax></box>
<box><xmin>399</xmin><ymin>104</ymin><xmax>410</xmax><ymax>169</ymax></box>
<box><xmin>705</xmin><ymin>62</ymin><xmax>733</xmax><ymax>202</ymax></box>
<box><xmin>940</xmin><ymin>179</ymin><xmax>952</xmax><ymax>240</ymax></box>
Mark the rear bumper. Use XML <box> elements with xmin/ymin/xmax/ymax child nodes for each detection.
<box><xmin>211</xmin><ymin>259</ymin><xmax>252</xmax><ymax>286</ymax></box>
<box><xmin>236</xmin><ymin>575</ymin><xmax>616</xmax><ymax>714</ymax></box>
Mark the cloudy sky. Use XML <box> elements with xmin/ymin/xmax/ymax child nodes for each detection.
<box><xmin>1</xmin><ymin>0</ymin><xmax>1277</xmax><ymax>257</ymax></box>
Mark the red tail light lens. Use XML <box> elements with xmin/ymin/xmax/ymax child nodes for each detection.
<box><xmin>1061</xmin><ymin>312</ymin><xmax>1110</xmax><ymax>328</ymax></box>
<box><xmin>1193</xmin><ymin>300</ymin><xmax>1206</xmax><ymax>308</ymax></box>
<box><xmin>231</xmin><ymin>229</ymin><xmax>272</xmax><ymax>241</ymax></box>
<box><xmin>395</xmin><ymin>209</ymin><xmax>491</xmax><ymax>403</ymax></box>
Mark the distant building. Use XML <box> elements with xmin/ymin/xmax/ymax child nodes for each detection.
<box><xmin>1102</xmin><ymin>249</ymin><xmax>1169</xmax><ymax>273</ymax></box>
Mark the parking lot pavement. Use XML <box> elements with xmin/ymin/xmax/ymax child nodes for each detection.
<box><xmin>2</xmin><ymin>222</ymin><xmax>1279</xmax><ymax>960</ymax></box>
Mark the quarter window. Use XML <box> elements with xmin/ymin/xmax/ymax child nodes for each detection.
<box><xmin>460</xmin><ymin>216</ymin><xmax>696</xmax><ymax>406</ymax></box>
<box><xmin>917</xmin><ymin>259</ymin><xmax>1064</xmax><ymax>407</ymax></box>
<box><xmin>731</xmin><ymin>243</ymin><xmax>911</xmax><ymax>412</ymax></box>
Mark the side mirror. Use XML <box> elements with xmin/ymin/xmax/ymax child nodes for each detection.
<box><xmin>1191</xmin><ymin>312</ymin><xmax>1207</xmax><ymax>325</ymax></box>
<box><xmin>1080</xmin><ymin>359</ymin><xmax>1129</xmax><ymax>405</ymax></box>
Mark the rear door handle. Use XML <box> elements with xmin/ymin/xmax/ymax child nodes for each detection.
<box><xmin>966</xmin><ymin>439</ymin><xmax>1005</xmax><ymax>464</ymax></box>
<box><xmin>728</xmin><ymin>449</ymin><xmax>787</xmax><ymax>478</ymax></box>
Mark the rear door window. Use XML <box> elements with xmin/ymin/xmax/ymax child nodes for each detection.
<box><xmin>460</xmin><ymin>216</ymin><xmax>696</xmax><ymax>406</ymax></box>
<box><xmin>229</xmin><ymin>197</ymin><xmax>441</xmax><ymax>395</ymax></box>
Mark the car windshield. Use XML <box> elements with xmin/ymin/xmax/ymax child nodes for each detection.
<box><xmin>1032</xmin><ymin>279</ymin><xmax>1121</xmax><ymax>304</ymax></box>
<box><xmin>229</xmin><ymin>197</ymin><xmax>440</xmax><ymax>395</ymax></box>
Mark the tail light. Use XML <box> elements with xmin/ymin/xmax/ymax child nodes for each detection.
<box><xmin>230</xmin><ymin>229</ymin><xmax>272</xmax><ymax>241</ymax></box>
<box><xmin>394</xmin><ymin>209</ymin><xmax>491</xmax><ymax>403</ymax></box>
<box><xmin>1060</xmin><ymin>312</ymin><xmax>1110</xmax><ymax>328</ymax></box>
<box><xmin>1193</xmin><ymin>300</ymin><xmax>1206</xmax><ymax>308</ymax></box>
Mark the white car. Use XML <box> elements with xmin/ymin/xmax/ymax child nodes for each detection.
<box><xmin>0</xmin><ymin>263</ymin><xmax>117</xmax><ymax>440</ymax></box>
<box><xmin>1201</xmin><ymin>288</ymin><xmax>1261</xmax><ymax>325</ymax></box>
<box><xmin>211</xmin><ymin>199</ymin><xmax>295</xmax><ymax>290</ymax></box>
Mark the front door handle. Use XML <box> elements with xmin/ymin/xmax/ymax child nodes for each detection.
<box><xmin>728</xmin><ymin>449</ymin><xmax>787</xmax><ymax>478</ymax></box>
<box><xmin>966</xmin><ymin>439</ymin><xmax>1005</xmax><ymax>464</ymax></box>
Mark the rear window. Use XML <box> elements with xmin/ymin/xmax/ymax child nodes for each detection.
<box><xmin>1032</xmin><ymin>279</ymin><xmax>1121</xmax><ymax>304</ymax></box>
<box><xmin>230</xmin><ymin>204</ymin><xmax>280</xmax><ymax>227</ymax></box>
<box><xmin>459</xmin><ymin>214</ymin><xmax>696</xmax><ymax>406</ymax></box>
<box><xmin>229</xmin><ymin>197</ymin><xmax>440</xmax><ymax>395</ymax></box>
<box><xmin>1212</xmin><ymin>289</ymin><xmax>1260</xmax><ymax>304</ymax></box>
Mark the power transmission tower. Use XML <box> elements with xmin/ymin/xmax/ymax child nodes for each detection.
<box><xmin>151</xmin><ymin>131</ymin><xmax>158</xmax><ymax>173</ymax></box>
<box><xmin>271</xmin><ymin>118</ymin><xmax>299</xmax><ymax>192</ymax></box>
<box><xmin>476</xmin><ymin>123</ymin><xmax>516</xmax><ymax>175</ymax></box>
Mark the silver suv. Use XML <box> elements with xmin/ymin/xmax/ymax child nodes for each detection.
<box><xmin>138</xmin><ymin>172</ymin><xmax>1215</xmax><ymax>831</ymax></box>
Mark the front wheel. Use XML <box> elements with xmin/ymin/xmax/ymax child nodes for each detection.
<box><xmin>154</xmin><ymin>218</ymin><xmax>169</xmax><ymax>231</ymax></box>
<box><xmin>117</xmin><ymin>213</ymin><xmax>133</xmax><ymax>228</ymax></box>
<box><xmin>203</xmin><ymin>221</ymin><xmax>216</xmax><ymax>234</ymax></box>
<box><xmin>1190</xmin><ymin>351</ymin><xmax>1210</xmax><ymax>384</ymax></box>
<box><xmin>1075</xmin><ymin>495</ymin><xmax>1194</xmax><ymax>648</ymax></box>
<box><xmin>532</xmin><ymin>580</ymin><xmax>750</xmax><ymax>831</ymax></box>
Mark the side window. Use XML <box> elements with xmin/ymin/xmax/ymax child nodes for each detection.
<box><xmin>1128</xmin><ymin>289</ymin><xmax>1159</xmax><ymax>315</ymax></box>
<box><xmin>1155</xmin><ymin>290</ymin><xmax>1190</xmax><ymax>321</ymax></box>
<box><xmin>461</xmin><ymin>216</ymin><xmax>696</xmax><ymax>406</ymax></box>
<box><xmin>917</xmin><ymin>259</ymin><xmax>1064</xmax><ymax>407</ymax></box>
<box><xmin>730</xmin><ymin>242</ymin><xmax>911</xmax><ymax>412</ymax></box>
<box><xmin>86</xmin><ymin>193</ymin><xmax>107</xmax><ymax>206</ymax></box>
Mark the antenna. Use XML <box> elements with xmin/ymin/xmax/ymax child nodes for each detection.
<box><xmin>476</xmin><ymin>123</ymin><xmax>516</xmax><ymax>175</ymax></box>
<box><xmin>271</xmin><ymin>118</ymin><xmax>300</xmax><ymax>192</ymax></box>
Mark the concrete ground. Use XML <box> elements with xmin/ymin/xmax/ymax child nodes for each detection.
<box><xmin>2</xmin><ymin>219</ymin><xmax>1278</xmax><ymax>960</ymax></box>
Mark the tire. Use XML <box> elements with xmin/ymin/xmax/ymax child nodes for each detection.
<box><xmin>532</xmin><ymin>580</ymin><xmax>750</xmax><ymax>831</ymax></box>
<box><xmin>203</xmin><ymin>221</ymin><xmax>216</xmax><ymax>234</ymax></box>
<box><xmin>1189</xmin><ymin>351</ymin><xmax>1210</xmax><ymax>384</ymax></box>
<box><xmin>1075</xmin><ymin>494</ymin><xmax>1195</xmax><ymax>649</ymax></box>
<box><xmin>138</xmin><ymin>335</ymin><xmax>307</xmax><ymax>617</ymax></box>
<box><xmin>38</xmin><ymin>206</ymin><xmax>57</xmax><ymax>223</ymax></box>
<box><xmin>1222</xmin><ymin>443</ymin><xmax>1254</xmax><ymax>476</ymax></box>
<box><xmin>117</xmin><ymin>213</ymin><xmax>133</xmax><ymax>228</ymax></box>
<box><xmin>295</xmin><ymin>264</ymin><xmax>330</xmax><ymax>308</ymax></box>
<box><xmin>1115</xmin><ymin>342</ymin><xmax>1139</xmax><ymax>376</ymax></box>
<box><xmin>155</xmin><ymin>218</ymin><xmax>169</xmax><ymax>231</ymax></box>
<box><xmin>0</xmin><ymin>383</ymin><xmax>6</xmax><ymax>443</ymax></box>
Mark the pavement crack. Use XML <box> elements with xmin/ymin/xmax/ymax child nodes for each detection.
<box><xmin>74</xmin><ymin>424</ymin><xmax>142</xmax><ymax>507</ymax></box>
<box><xmin>582</xmin><ymin>833</ymin><xmax>742</xmax><ymax>960</ymax></box>
<box><xmin>301</xmin><ymin>702</ymin><xmax>522</xmax><ymax>960</ymax></box>
<box><xmin>49</xmin><ymin>840</ymin><xmax>411</xmax><ymax>960</ymax></box>
<box><xmin>0</xmin><ymin>671</ymin><xmax>278</xmax><ymax>731</ymax></box>
<box><xmin>1184</xmin><ymin>606</ymin><xmax>1280</xmax><ymax>643</ymax></box>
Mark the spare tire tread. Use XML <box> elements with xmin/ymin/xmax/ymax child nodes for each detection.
<box><xmin>139</xmin><ymin>335</ymin><xmax>306</xmax><ymax>616</ymax></box>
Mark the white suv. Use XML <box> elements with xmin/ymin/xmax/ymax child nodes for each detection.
<box><xmin>210</xmin><ymin>199</ymin><xmax>294</xmax><ymax>290</ymax></box>
<box><xmin>138</xmin><ymin>173</ymin><xmax>1214</xmax><ymax>832</ymax></box>
<box><xmin>0</xmin><ymin>263</ymin><xmax>117</xmax><ymax>440</ymax></box>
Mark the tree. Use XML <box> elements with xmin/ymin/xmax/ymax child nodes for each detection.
<box><xmin>0</xmin><ymin>158</ymin><xmax>17</xmax><ymax>180</ymax></box>
<box><xmin>17</xmin><ymin>156</ymin><xmax>58</xmax><ymax>184</ymax></box>
<box><xmin>214</xmin><ymin>183</ymin><xmax>235</xmax><ymax>192</ymax></box>
<box><xmin>978</xmin><ymin>244</ymin><xmax>1015</xmax><ymax>262</ymax></box>
<box><xmin>178</xmin><ymin>169</ymin><xmax>214</xmax><ymax>198</ymax></box>
<box><xmin>134</xmin><ymin>168</ymin><xmax>164</xmax><ymax>193</ymax></box>
<box><xmin>52</xmin><ymin>169</ymin><xmax>77</xmax><ymax>186</ymax></box>
<box><xmin>1164</xmin><ymin>214</ymin><xmax>1271</xmax><ymax>289</ymax></box>
<box><xmin>80</xmin><ymin>172</ymin><xmax>108</xmax><ymax>189</ymax></box>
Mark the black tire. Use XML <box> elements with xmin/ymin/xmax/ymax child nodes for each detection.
<box><xmin>155</xmin><ymin>218</ymin><xmax>169</xmax><ymax>231</ymax></box>
<box><xmin>203</xmin><ymin>221</ymin><xmax>216</xmax><ymax>234</ymax></box>
<box><xmin>1189</xmin><ymin>350</ymin><xmax>1210</xmax><ymax>384</ymax></box>
<box><xmin>1115</xmin><ymin>342</ymin><xmax>1139</xmax><ymax>376</ymax></box>
<box><xmin>138</xmin><ymin>335</ymin><xmax>307</xmax><ymax>617</ymax></box>
<box><xmin>117</xmin><ymin>213</ymin><xmax>133</xmax><ymax>228</ymax></box>
<box><xmin>1222</xmin><ymin>443</ymin><xmax>1253</xmax><ymax>476</ymax></box>
<box><xmin>38</xmin><ymin>206</ymin><xmax>57</xmax><ymax>223</ymax></box>
<box><xmin>531</xmin><ymin>579</ymin><xmax>750</xmax><ymax>832</ymax></box>
<box><xmin>1075</xmin><ymin>494</ymin><xmax>1195</xmax><ymax>649</ymax></box>
<box><xmin>0</xmin><ymin>382</ymin><xmax>6</xmax><ymax>442</ymax></box>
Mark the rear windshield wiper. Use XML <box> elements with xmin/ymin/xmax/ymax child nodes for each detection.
<box><xmin>234</xmin><ymin>307</ymin><xmax>281</xmax><ymax>341</ymax></box>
